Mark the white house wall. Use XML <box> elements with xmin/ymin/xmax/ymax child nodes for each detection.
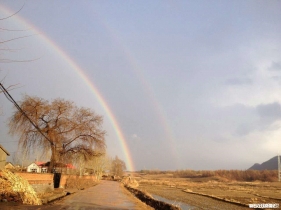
<box><xmin>27</xmin><ymin>163</ymin><xmax>41</xmax><ymax>173</ymax></box>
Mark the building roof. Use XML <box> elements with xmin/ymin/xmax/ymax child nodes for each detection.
<box><xmin>27</xmin><ymin>162</ymin><xmax>41</xmax><ymax>167</ymax></box>
<box><xmin>27</xmin><ymin>162</ymin><xmax>47</xmax><ymax>168</ymax></box>
<box><xmin>35</xmin><ymin>161</ymin><xmax>45</xmax><ymax>166</ymax></box>
<box><xmin>40</xmin><ymin>162</ymin><xmax>75</xmax><ymax>169</ymax></box>
<box><xmin>66</xmin><ymin>163</ymin><xmax>75</xmax><ymax>169</ymax></box>
<box><xmin>0</xmin><ymin>144</ymin><xmax>10</xmax><ymax>156</ymax></box>
<box><xmin>5</xmin><ymin>162</ymin><xmax>15</xmax><ymax>169</ymax></box>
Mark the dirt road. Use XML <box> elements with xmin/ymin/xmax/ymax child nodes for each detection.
<box><xmin>0</xmin><ymin>181</ymin><xmax>153</xmax><ymax>210</ymax></box>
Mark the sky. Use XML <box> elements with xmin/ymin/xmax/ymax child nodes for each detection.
<box><xmin>1</xmin><ymin>0</ymin><xmax>281</xmax><ymax>171</ymax></box>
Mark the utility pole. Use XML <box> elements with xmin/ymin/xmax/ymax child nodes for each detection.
<box><xmin>277</xmin><ymin>154</ymin><xmax>281</xmax><ymax>182</ymax></box>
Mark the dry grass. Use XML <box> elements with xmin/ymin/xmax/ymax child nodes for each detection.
<box><xmin>65</xmin><ymin>175</ymin><xmax>97</xmax><ymax>190</ymax></box>
<box><xmin>139</xmin><ymin>169</ymin><xmax>278</xmax><ymax>182</ymax></box>
<box><xmin>121</xmin><ymin>176</ymin><xmax>139</xmax><ymax>188</ymax></box>
<box><xmin>133</xmin><ymin>170</ymin><xmax>281</xmax><ymax>206</ymax></box>
<box><xmin>0</xmin><ymin>170</ymin><xmax>41</xmax><ymax>205</ymax></box>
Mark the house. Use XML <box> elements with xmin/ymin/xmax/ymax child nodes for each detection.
<box><xmin>27</xmin><ymin>161</ymin><xmax>75</xmax><ymax>174</ymax></box>
<box><xmin>5</xmin><ymin>162</ymin><xmax>15</xmax><ymax>170</ymax></box>
<box><xmin>0</xmin><ymin>144</ymin><xmax>10</xmax><ymax>170</ymax></box>
<box><xmin>40</xmin><ymin>162</ymin><xmax>75</xmax><ymax>174</ymax></box>
<box><xmin>27</xmin><ymin>162</ymin><xmax>40</xmax><ymax>173</ymax></box>
<box><xmin>65</xmin><ymin>163</ymin><xmax>76</xmax><ymax>174</ymax></box>
<box><xmin>27</xmin><ymin>162</ymin><xmax>48</xmax><ymax>173</ymax></box>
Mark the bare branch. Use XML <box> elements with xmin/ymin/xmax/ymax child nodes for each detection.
<box><xmin>0</xmin><ymin>34</ymin><xmax>38</xmax><ymax>44</ymax></box>
<box><xmin>7</xmin><ymin>94</ymin><xmax>106</xmax><ymax>172</ymax></box>
<box><xmin>0</xmin><ymin>57</ymin><xmax>41</xmax><ymax>63</ymax></box>
<box><xmin>0</xmin><ymin>3</ymin><xmax>25</xmax><ymax>20</ymax></box>
<box><xmin>0</xmin><ymin>27</ymin><xmax>31</xmax><ymax>32</ymax></box>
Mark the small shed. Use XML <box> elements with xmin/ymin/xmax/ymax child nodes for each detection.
<box><xmin>0</xmin><ymin>144</ymin><xmax>10</xmax><ymax>170</ymax></box>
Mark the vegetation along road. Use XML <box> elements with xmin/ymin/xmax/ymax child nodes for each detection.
<box><xmin>0</xmin><ymin>180</ymin><xmax>153</xmax><ymax>210</ymax></box>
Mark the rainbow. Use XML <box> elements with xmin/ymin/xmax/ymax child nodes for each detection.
<box><xmin>0</xmin><ymin>5</ymin><xmax>135</xmax><ymax>171</ymax></box>
<box><xmin>98</xmin><ymin>15</ymin><xmax>180</xmax><ymax>168</ymax></box>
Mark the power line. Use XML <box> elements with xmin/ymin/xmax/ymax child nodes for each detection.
<box><xmin>0</xmin><ymin>3</ymin><xmax>25</xmax><ymax>20</ymax></box>
<box><xmin>0</xmin><ymin>83</ymin><xmax>54</xmax><ymax>146</ymax></box>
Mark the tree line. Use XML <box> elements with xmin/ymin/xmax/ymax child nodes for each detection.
<box><xmin>140</xmin><ymin>169</ymin><xmax>278</xmax><ymax>182</ymax></box>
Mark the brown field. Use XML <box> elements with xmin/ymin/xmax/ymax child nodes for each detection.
<box><xmin>129</xmin><ymin>170</ymin><xmax>281</xmax><ymax>209</ymax></box>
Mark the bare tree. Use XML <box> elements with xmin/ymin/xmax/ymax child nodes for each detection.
<box><xmin>9</xmin><ymin>95</ymin><xmax>106</xmax><ymax>172</ymax></box>
<box><xmin>0</xmin><ymin>3</ymin><xmax>38</xmax><ymax>64</ymax></box>
<box><xmin>12</xmin><ymin>149</ymin><xmax>29</xmax><ymax>171</ymax></box>
<box><xmin>111</xmin><ymin>156</ymin><xmax>126</xmax><ymax>177</ymax></box>
<box><xmin>0</xmin><ymin>5</ymin><xmax>36</xmax><ymax>114</ymax></box>
<box><xmin>85</xmin><ymin>154</ymin><xmax>111</xmax><ymax>180</ymax></box>
<box><xmin>72</xmin><ymin>152</ymin><xmax>87</xmax><ymax>177</ymax></box>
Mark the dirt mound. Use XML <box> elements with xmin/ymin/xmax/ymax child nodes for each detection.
<box><xmin>0</xmin><ymin>170</ymin><xmax>42</xmax><ymax>205</ymax></box>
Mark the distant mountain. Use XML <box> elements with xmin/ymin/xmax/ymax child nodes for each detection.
<box><xmin>248</xmin><ymin>156</ymin><xmax>278</xmax><ymax>170</ymax></box>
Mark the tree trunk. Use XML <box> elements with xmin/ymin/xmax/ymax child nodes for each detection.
<box><xmin>79</xmin><ymin>156</ymin><xmax>84</xmax><ymax>177</ymax></box>
<box><xmin>48</xmin><ymin>144</ymin><xmax>58</xmax><ymax>173</ymax></box>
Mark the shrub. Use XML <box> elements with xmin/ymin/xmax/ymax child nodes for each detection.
<box><xmin>139</xmin><ymin>169</ymin><xmax>278</xmax><ymax>182</ymax></box>
<box><xmin>65</xmin><ymin>176</ymin><xmax>97</xmax><ymax>190</ymax></box>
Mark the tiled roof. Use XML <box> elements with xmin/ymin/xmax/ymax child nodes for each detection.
<box><xmin>39</xmin><ymin>161</ymin><xmax>75</xmax><ymax>168</ymax></box>
<box><xmin>35</xmin><ymin>161</ymin><xmax>45</xmax><ymax>166</ymax></box>
<box><xmin>66</xmin><ymin>164</ymin><xmax>75</xmax><ymax>169</ymax></box>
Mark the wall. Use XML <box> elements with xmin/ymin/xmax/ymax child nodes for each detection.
<box><xmin>16</xmin><ymin>172</ymin><xmax>54</xmax><ymax>193</ymax></box>
<box><xmin>0</xmin><ymin>149</ymin><xmax>7</xmax><ymax>170</ymax></box>
<box><xmin>59</xmin><ymin>174</ymin><xmax>97</xmax><ymax>188</ymax></box>
<box><xmin>16</xmin><ymin>173</ymin><xmax>97</xmax><ymax>192</ymax></box>
<box><xmin>26</xmin><ymin>163</ymin><xmax>41</xmax><ymax>173</ymax></box>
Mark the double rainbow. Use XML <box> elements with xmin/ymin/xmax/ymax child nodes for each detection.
<box><xmin>0</xmin><ymin>5</ymin><xmax>135</xmax><ymax>171</ymax></box>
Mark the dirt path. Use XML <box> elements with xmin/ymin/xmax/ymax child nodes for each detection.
<box><xmin>0</xmin><ymin>181</ymin><xmax>153</xmax><ymax>210</ymax></box>
<box><xmin>55</xmin><ymin>180</ymin><xmax>153</xmax><ymax>209</ymax></box>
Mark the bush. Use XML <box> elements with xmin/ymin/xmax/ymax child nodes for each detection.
<box><xmin>65</xmin><ymin>176</ymin><xmax>97</xmax><ymax>190</ymax></box>
<box><xmin>139</xmin><ymin>169</ymin><xmax>278</xmax><ymax>182</ymax></box>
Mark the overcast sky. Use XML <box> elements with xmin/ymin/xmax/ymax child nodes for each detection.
<box><xmin>1</xmin><ymin>0</ymin><xmax>281</xmax><ymax>170</ymax></box>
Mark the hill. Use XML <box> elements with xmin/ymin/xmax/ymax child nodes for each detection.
<box><xmin>248</xmin><ymin>156</ymin><xmax>279</xmax><ymax>170</ymax></box>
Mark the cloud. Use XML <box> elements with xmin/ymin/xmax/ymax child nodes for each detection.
<box><xmin>210</xmin><ymin>102</ymin><xmax>281</xmax><ymax>138</ymax></box>
<box><xmin>256</xmin><ymin>102</ymin><xmax>281</xmax><ymax>123</ymax></box>
<box><xmin>235</xmin><ymin>124</ymin><xmax>255</xmax><ymax>136</ymax></box>
<box><xmin>271</xmin><ymin>76</ymin><xmax>281</xmax><ymax>81</ymax></box>
<box><xmin>225</xmin><ymin>77</ymin><xmax>252</xmax><ymax>86</ymax></box>
<box><xmin>229</xmin><ymin>102</ymin><xmax>281</xmax><ymax>137</ymax></box>
<box><xmin>269</xmin><ymin>62</ymin><xmax>281</xmax><ymax>71</ymax></box>
<box><xmin>131</xmin><ymin>134</ymin><xmax>141</xmax><ymax>141</ymax></box>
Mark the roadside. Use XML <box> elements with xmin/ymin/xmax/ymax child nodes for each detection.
<box><xmin>126</xmin><ymin>185</ymin><xmax>180</xmax><ymax>210</ymax></box>
<box><xmin>0</xmin><ymin>180</ymin><xmax>153</xmax><ymax>210</ymax></box>
<box><xmin>53</xmin><ymin>180</ymin><xmax>153</xmax><ymax>210</ymax></box>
